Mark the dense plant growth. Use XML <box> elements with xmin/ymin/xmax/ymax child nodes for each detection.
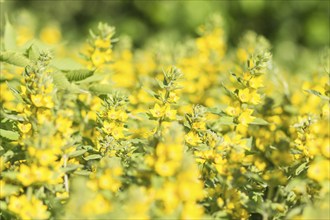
<box><xmin>0</xmin><ymin>16</ymin><xmax>329</xmax><ymax>220</ymax></box>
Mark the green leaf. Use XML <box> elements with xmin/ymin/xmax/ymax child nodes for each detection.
<box><xmin>63</xmin><ymin>69</ymin><xmax>95</xmax><ymax>82</ymax></box>
<box><xmin>295</xmin><ymin>162</ymin><xmax>308</xmax><ymax>175</ymax></box>
<box><xmin>144</xmin><ymin>89</ymin><xmax>158</xmax><ymax>99</ymax></box>
<box><xmin>251</xmin><ymin>117</ymin><xmax>269</xmax><ymax>125</ymax></box>
<box><xmin>304</xmin><ymin>89</ymin><xmax>329</xmax><ymax>101</ymax></box>
<box><xmin>84</xmin><ymin>154</ymin><xmax>102</xmax><ymax>161</ymax></box>
<box><xmin>51</xmin><ymin>58</ymin><xmax>85</xmax><ymax>70</ymax></box>
<box><xmin>4</xmin><ymin>18</ymin><xmax>16</xmax><ymax>50</ymax></box>
<box><xmin>0</xmin><ymin>129</ymin><xmax>19</xmax><ymax>141</ymax></box>
<box><xmin>2</xmin><ymin>150</ymin><xmax>14</xmax><ymax>160</ymax></box>
<box><xmin>68</xmin><ymin>149</ymin><xmax>87</xmax><ymax>158</ymax></box>
<box><xmin>74</xmin><ymin>170</ymin><xmax>92</xmax><ymax>176</ymax></box>
<box><xmin>51</xmin><ymin>71</ymin><xmax>82</xmax><ymax>93</ymax></box>
<box><xmin>25</xmin><ymin>44</ymin><xmax>40</xmax><ymax>61</ymax></box>
<box><xmin>245</xmin><ymin>137</ymin><xmax>253</xmax><ymax>150</ymax></box>
<box><xmin>89</xmin><ymin>84</ymin><xmax>113</xmax><ymax>94</ymax></box>
<box><xmin>218</xmin><ymin>116</ymin><xmax>235</xmax><ymax>125</ymax></box>
<box><xmin>6</xmin><ymin>81</ymin><xmax>24</xmax><ymax>103</ymax></box>
<box><xmin>61</xmin><ymin>164</ymin><xmax>84</xmax><ymax>173</ymax></box>
<box><xmin>221</xmin><ymin>82</ymin><xmax>238</xmax><ymax>100</ymax></box>
<box><xmin>284</xmin><ymin>105</ymin><xmax>298</xmax><ymax>114</ymax></box>
<box><xmin>74</xmin><ymin>73</ymin><xmax>105</xmax><ymax>84</ymax></box>
<box><xmin>208</xmin><ymin>104</ymin><xmax>228</xmax><ymax>115</ymax></box>
<box><xmin>0</xmin><ymin>184</ymin><xmax>20</xmax><ymax>197</ymax></box>
<box><xmin>51</xmin><ymin>71</ymin><xmax>72</xmax><ymax>90</ymax></box>
<box><xmin>0</xmin><ymin>51</ymin><xmax>30</xmax><ymax>67</ymax></box>
<box><xmin>286</xmin><ymin>207</ymin><xmax>303</xmax><ymax>219</ymax></box>
<box><xmin>1</xmin><ymin>171</ymin><xmax>18</xmax><ymax>180</ymax></box>
<box><xmin>0</xmin><ymin>201</ymin><xmax>8</xmax><ymax>211</ymax></box>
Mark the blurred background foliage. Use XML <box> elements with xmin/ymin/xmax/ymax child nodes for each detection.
<box><xmin>1</xmin><ymin>0</ymin><xmax>329</xmax><ymax>73</ymax></box>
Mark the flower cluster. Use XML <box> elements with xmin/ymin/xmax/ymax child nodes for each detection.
<box><xmin>0</xmin><ymin>15</ymin><xmax>329</xmax><ymax>220</ymax></box>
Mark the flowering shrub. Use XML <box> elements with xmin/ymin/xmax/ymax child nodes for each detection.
<box><xmin>0</xmin><ymin>15</ymin><xmax>329</xmax><ymax>220</ymax></box>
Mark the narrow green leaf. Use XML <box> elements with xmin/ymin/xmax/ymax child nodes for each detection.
<box><xmin>245</xmin><ymin>137</ymin><xmax>253</xmax><ymax>150</ymax></box>
<box><xmin>1</xmin><ymin>184</ymin><xmax>20</xmax><ymax>197</ymax></box>
<box><xmin>84</xmin><ymin>154</ymin><xmax>102</xmax><ymax>161</ymax></box>
<box><xmin>144</xmin><ymin>89</ymin><xmax>158</xmax><ymax>98</ymax></box>
<box><xmin>251</xmin><ymin>117</ymin><xmax>269</xmax><ymax>125</ymax></box>
<box><xmin>89</xmin><ymin>84</ymin><xmax>113</xmax><ymax>94</ymax></box>
<box><xmin>51</xmin><ymin>71</ymin><xmax>72</xmax><ymax>90</ymax></box>
<box><xmin>6</xmin><ymin>81</ymin><xmax>24</xmax><ymax>103</ymax></box>
<box><xmin>218</xmin><ymin>116</ymin><xmax>235</xmax><ymax>125</ymax></box>
<box><xmin>0</xmin><ymin>201</ymin><xmax>8</xmax><ymax>211</ymax></box>
<box><xmin>1</xmin><ymin>171</ymin><xmax>18</xmax><ymax>180</ymax></box>
<box><xmin>221</xmin><ymin>82</ymin><xmax>239</xmax><ymax>100</ymax></box>
<box><xmin>0</xmin><ymin>51</ymin><xmax>30</xmax><ymax>67</ymax></box>
<box><xmin>4</xmin><ymin>18</ymin><xmax>16</xmax><ymax>50</ymax></box>
<box><xmin>25</xmin><ymin>44</ymin><xmax>40</xmax><ymax>61</ymax></box>
<box><xmin>68</xmin><ymin>149</ymin><xmax>87</xmax><ymax>158</ymax></box>
<box><xmin>51</xmin><ymin>58</ymin><xmax>84</xmax><ymax>70</ymax></box>
<box><xmin>208</xmin><ymin>104</ymin><xmax>228</xmax><ymax>115</ymax></box>
<box><xmin>0</xmin><ymin>129</ymin><xmax>19</xmax><ymax>141</ymax></box>
<box><xmin>304</xmin><ymin>89</ymin><xmax>330</xmax><ymax>101</ymax></box>
<box><xmin>61</xmin><ymin>164</ymin><xmax>84</xmax><ymax>173</ymax></box>
<box><xmin>74</xmin><ymin>170</ymin><xmax>92</xmax><ymax>176</ymax></box>
<box><xmin>51</xmin><ymin>71</ymin><xmax>82</xmax><ymax>93</ymax></box>
<box><xmin>286</xmin><ymin>207</ymin><xmax>303</xmax><ymax>219</ymax></box>
<box><xmin>63</xmin><ymin>69</ymin><xmax>95</xmax><ymax>82</ymax></box>
<box><xmin>295</xmin><ymin>162</ymin><xmax>308</xmax><ymax>175</ymax></box>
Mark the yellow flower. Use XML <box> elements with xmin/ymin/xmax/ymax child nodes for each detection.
<box><xmin>254</xmin><ymin>158</ymin><xmax>267</xmax><ymax>171</ymax></box>
<box><xmin>237</xmin><ymin>48</ymin><xmax>248</xmax><ymax>63</ymax></box>
<box><xmin>238</xmin><ymin>109</ymin><xmax>255</xmax><ymax>126</ymax></box>
<box><xmin>168</xmin><ymin>92</ymin><xmax>179</xmax><ymax>103</ymax></box>
<box><xmin>40</xmin><ymin>26</ymin><xmax>61</xmax><ymax>44</ymax></box>
<box><xmin>192</xmin><ymin>121</ymin><xmax>206</xmax><ymax>131</ymax></box>
<box><xmin>225</xmin><ymin>106</ymin><xmax>241</xmax><ymax>117</ymax></box>
<box><xmin>321</xmin><ymin>141</ymin><xmax>330</xmax><ymax>158</ymax></box>
<box><xmin>56</xmin><ymin>191</ymin><xmax>69</xmax><ymax>199</ymax></box>
<box><xmin>36</xmin><ymin>109</ymin><xmax>52</xmax><ymax>124</ymax></box>
<box><xmin>185</xmin><ymin>131</ymin><xmax>201</xmax><ymax>146</ymax></box>
<box><xmin>31</xmin><ymin>94</ymin><xmax>43</xmax><ymax>107</ymax></box>
<box><xmin>35</xmin><ymin>149</ymin><xmax>58</xmax><ymax>166</ymax></box>
<box><xmin>17</xmin><ymin>164</ymin><xmax>35</xmax><ymax>186</ymax></box>
<box><xmin>177</xmin><ymin>168</ymin><xmax>204</xmax><ymax>201</ymax></box>
<box><xmin>107</xmin><ymin>108</ymin><xmax>119</xmax><ymax>120</ymax></box>
<box><xmin>9</xmin><ymin>195</ymin><xmax>50</xmax><ymax>219</ymax></box>
<box><xmin>156</xmin><ymin>182</ymin><xmax>179</xmax><ymax>213</ymax></box>
<box><xmin>98</xmin><ymin>174</ymin><xmax>114</xmax><ymax>190</ymax></box>
<box><xmin>8</xmin><ymin>195</ymin><xmax>28</xmax><ymax>216</ymax></box>
<box><xmin>43</xmin><ymin>95</ymin><xmax>54</xmax><ymax>108</ymax></box>
<box><xmin>102</xmin><ymin>121</ymin><xmax>116</xmax><ymax>134</ymax></box>
<box><xmin>82</xmin><ymin>194</ymin><xmax>112</xmax><ymax>216</ymax></box>
<box><xmin>322</xmin><ymin>104</ymin><xmax>330</xmax><ymax>118</ymax></box>
<box><xmin>238</xmin><ymin>88</ymin><xmax>261</xmax><ymax>104</ymax></box>
<box><xmin>107</xmin><ymin>109</ymin><xmax>128</xmax><ymax>122</ymax></box>
<box><xmin>249</xmin><ymin>76</ymin><xmax>264</xmax><ymax>89</ymax></box>
<box><xmin>155</xmin><ymin>159</ymin><xmax>179</xmax><ymax>177</ymax></box>
<box><xmin>17</xmin><ymin>122</ymin><xmax>32</xmax><ymax>133</ymax></box>
<box><xmin>238</xmin><ymin>88</ymin><xmax>250</xmax><ymax>103</ymax></box>
<box><xmin>95</xmin><ymin>38</ymin><xmax>110</xmax><ymax>48</ymax></box>
<box><xmin>181</xmin><ymin>202</ymin><xmax>204</xmax><ymax>220</ymax></box>
<box><xmin>32</xmin><ymin>165</ymin><xmax>53</xmax><ymax>183</ymax></box>
<box><xmin>307</xmin><ymin>160</ymin><xmax>330</xmax><ymax>182</ymax></box>
<box><xmin>217</xmin><ymin>197</ymin><xmax>224</xmax><ymax>207</ymax></box>
<box><xmin>91</xmin><ymin>49</ymin><xmax>106</xmax><ymax>67</ymax></box>
<box><xmin>150</xmin><ymin>103</ymin><xmax>165</xmax><ymax>118</ymax></box>
<box><xmin>165</xmin><ymin>106</ymin><xmax>177</xmax><ymax>120</ymax></box>
<box><xmin>111</xmin><ymin>124</ymin><xmax>125</xmax><ymax>140</ymax></box>
<box><xmin>249</xmin><ymin>90</ymin><xmax>261</xmax><ymax>105</ymax></box>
